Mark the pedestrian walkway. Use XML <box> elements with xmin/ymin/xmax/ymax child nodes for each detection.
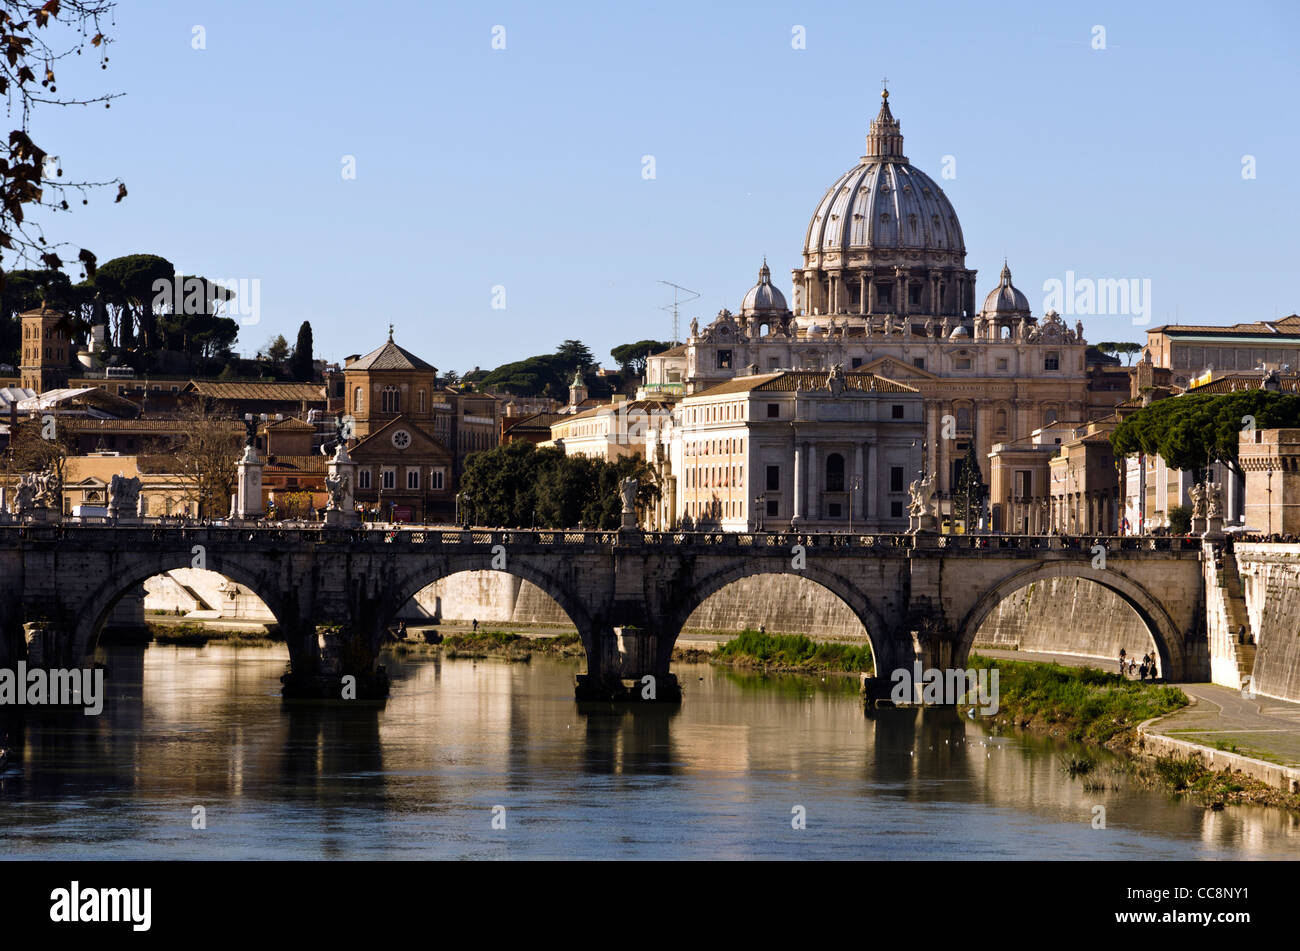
<box><xmin>972</xmin><ymin>647</ymin><xmax>1300</xmax><ymax>768</ymax></box>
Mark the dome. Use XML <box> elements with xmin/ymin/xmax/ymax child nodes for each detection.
<box><xmin>740</xmin><ymin>259</ymin><xmax>789</xmax><ymax>315</ymax></box>
<box><xmin>981</xmin><ymin>261</ymin><xmax>1031</xmax><ymax>316</ymax></box>
<box><xmin>803</xmin><ymin>90</ymin><xmax>965</xmax><ymax>260</ymax></box>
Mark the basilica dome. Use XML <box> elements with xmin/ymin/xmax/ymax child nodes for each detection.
<box><xmin>802</xmin><ymin>90</ymin><xmax>965</xmax><ymax>260</ymax></box>
<box><xmin>981</xmin><ymin>261</ymin><xmax>1031</xmax><ymax>317</ymax></box>
<box><xmin>740</xmin><ymin>259</ymin><xmax>789</xmax><ymax>316</ymax></box>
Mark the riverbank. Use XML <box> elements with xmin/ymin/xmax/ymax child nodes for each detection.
<box><xmin>965</xmin><ymin>654</ymin><xmax>1300</xmax><ymax>812</ymax></box>
<box><xmin>146</xmin><ymin>622</ymin><xmax>280</xmax><ymax>648</ymax></box>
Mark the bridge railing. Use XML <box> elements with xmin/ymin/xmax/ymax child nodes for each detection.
<box><xmin>0</xmin><ymin>521</ymin><xmax>1206</xmax><ymax>554</ymax></box>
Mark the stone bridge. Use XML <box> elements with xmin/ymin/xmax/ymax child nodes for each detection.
<box><xmin>0</xmin><ymin>524</ymin><xmax>1208</xmax><ymax>701</ymax></box>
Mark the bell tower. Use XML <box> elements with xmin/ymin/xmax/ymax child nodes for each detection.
<box><xmin>19</xmin><ymin>305</ymin><xmax>72</xmax><ymax>393</ymax></box>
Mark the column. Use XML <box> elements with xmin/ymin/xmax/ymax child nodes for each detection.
<box><xmin>926</xmin><ymin>402</ymin><xmax>939</xmax><ymax>480</ymax></box>
<box><xmin>859</xmin><ymin>274</ymin><xmax>866</xmax><ymax>315</ymax></box>
<box><xmin>853</xmin><ymin>444</ymin><xmax>865</xmax><ymax>522</ymax></box>
<box><xmin>793</xmin><ymin>442</ymin><xmax>804</xmax><ymax>522</ymax></box>
<box><xmin>807</xmin><ymin>444</ymin><xmax>819</xmax><ymax>522</ymax></box>
<box><xmin>867</xmin><ymin>442</ymin><xmax>878</xmax><ymax>521</ymax></box>
<box><xmin>938</xmin><ymin>408</ymin><xmax>951</xmax><ymax>495</ymax></box>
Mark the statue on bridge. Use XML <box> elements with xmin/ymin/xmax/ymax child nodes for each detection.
<box><xmin>908</xmin><ymin>473</ymin><xmax>936</xmax><ymax>519</ymax></box>
<box><xmin>619</xmin><ymin>477</ymin><xmax>639</xmax><ymax>530</ymax></box>
<box><xmin>325</xmin><ymin>472</ymin><xmax>350</xmax><ymax>511</ymax></box>
<box><xmin>108</xmin><ymin>473</ymin><xmax>142</xmax><ymax>520</ymax></box>
<box><xmin>1189</xmin><ymin>483</ymin><xmax>1207</xmax><ymax>520</ymax></box>
<box><xmin>12</xmin><ymin>473</ymin><xmax>38</xmax><ymax>515</ymax></box>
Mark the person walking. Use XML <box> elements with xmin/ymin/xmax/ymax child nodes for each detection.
<box><xmin>1119</xmin><ymin>647</ymin><xmax>1127</xmax><ymax>676</ymax></box>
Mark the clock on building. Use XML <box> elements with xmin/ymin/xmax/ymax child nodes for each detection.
<box><xmin>391</xmin><ymin>429</ymin><xmax>412</xmax><ymax>449</ymax></box>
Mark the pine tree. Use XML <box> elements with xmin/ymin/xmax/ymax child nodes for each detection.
<box><xmin>291</xmin><ymin>320</ymin><xmax>314</xmax><ymax>381</ymax></box>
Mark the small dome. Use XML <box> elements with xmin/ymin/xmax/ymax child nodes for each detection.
<box><xmin>740</xmin><ymin>259</ymin><xmax>789</xmax><ymax>315</ymax></box>
<box><xmin>981</xmin><ymin>261</ymin><xmax>1031</xmax><ymax>316</ymax></box>
<box><xmin>948</xmin><ymin>324</ymin><xmax>970</xmax><ymax>339</ymax></box>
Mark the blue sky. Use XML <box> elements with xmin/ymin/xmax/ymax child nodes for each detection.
<box><xmin>25</xmin><ymin>0</ymin><xmax>1300</xmax><ymax>373</ymax></box>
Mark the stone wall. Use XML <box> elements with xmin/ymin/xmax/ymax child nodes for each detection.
<box><xmin>1237</xmin><ymin>544</ymin><xmax>1300</xmax><ymax>703</ymax></box>
<box><xmin>143</xmin><ymin>569</ymin><xmax>276</xmax><ymax>622</ymax></box>
<box><xmin>972</xmin><ymin>575</ymin><xmax>1155</xmax><ymax>664</ymax></box>
<box><xmin>401</xmin><ymin>571</ymin><xmax>869</xmax><ymax>639</ymax></box>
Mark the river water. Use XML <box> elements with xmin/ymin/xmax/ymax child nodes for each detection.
<box><xmin>1</xmin><ymin>644</ymin><xmax>1296</xmax><ymax>860</ymax></box>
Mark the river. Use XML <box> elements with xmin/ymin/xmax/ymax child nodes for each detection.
<box><xmin>1</xmin><ymin>644</ymin><xmax>1296</xmax><ymax>860</ymax></box>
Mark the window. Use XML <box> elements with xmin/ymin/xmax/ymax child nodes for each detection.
<box><xmin>354</xmin><ymin>387</ymin><xmax>363</xmax><ymax>412</ymax></box>
<box><xmin>767</xmin><ymin>403</ymin><xmax>780</xmax><ymax>418</ymax></box>
<box><xmin>995</xmin><ymin>409</ymin><xmax>1008</xmax><ymax>435</ymax></box>
<box><xmin>358</xmin><ymin>469</ymin><xmax>372</xmax><ymax>489</ymax></box>
<box><xmin>908</xmin><ymin>285</ymin><xmax>921</xmax><ymax>307</ymax></box>
<box><xmin>852</xmin><ymin>357</ymin><xmax>864</xmax><ymax>369</ymax></box>
<box><xmin>1045</xmin><ymin>352</ymin><xmax>1060</xmax><ymax>371</ymax></box>
<box><xmin>767</xmin><ymin>499</ymin><xmax>779</xmax><ymax>517</ymax></box>
<box><xmin>381</xmin><ymin>467</ymin><xmax>395</xmax><ymax>490</ymax></box>
<box><xmin>382</xmin><ymin>385</ymin><xmax>400</xmax><ymax>412</ymax></box>
<box><xmin>996</xmin><ymin>358</ymin><xmax>1008</xmax><ymax>371</ymax></box>
<box><xmin>890</xmin><ymin>466</ymin><xmax>904</xmax><ymax>492</ymax></box>
<box><xmin>891</xmin><ymin>404</ymin><xmax>905</xmax><ymax>419</ymax></box>
<box><xmin>431</xmin><ymin>468</ymin><xmax>445</xmax><ymax>490</ymax></box>
<box><xmin>957</xmin><ymin>407</ymin><xmax>972</xmax><ymax>431</ymax></box>
<box><xmin>716</xmin><ymin>349</ymin><xmax>732</xmax><ymax>370</ymax></box>
<box><xmin>766</xmin><ymin>465</ymin><xmax>780</xmax><ymax>491</ymax></box>
<box><xmin>913</xmin><ymin>357</ymin><xmax>925</xmax><ymax>369</ymax></box>
<box><xmin>955</xmin><ymin>357</ymin><xmax>971</xmax><ymax>370</ymax></box>
<box><xmin>891</xmin><ymin>501</ymin><xmax>904</xmax><ymax>518</ymax></box>
<box><xmin>418</xmin><ymin>389</ymin><xmax>426</xmax><ymax>414</ymax></box>
<box><xmin>407</xmin><ymin>468</ymin><xmax>420</xmax><ymax>490</ymax></box>
<box><xmin>826</xmin><ymin>453</ymin><xmax>845</xmax><ymax>492</ymax></box>
<box><xmin>876</xmin><ymin>284</ymin><xmax>892</xmax><ymax>307</ymax></box>
<box><xmin>1044</xmin><ymin>408</ymin><xmax>1059</xmax><ymax>426</ymax></box>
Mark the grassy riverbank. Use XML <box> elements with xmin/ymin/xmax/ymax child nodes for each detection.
<box><xmin>147</xmin><ymin>622</ymin><xmax>280</xmax><ymax>648</ymax></box>
<box><xmin>388</xmin><ymin>630</ymin><xmax>585</xmax><ymax>662</ymax></box>
<box><xmin>966</xmin><ymin>654</ymin><xmax>1300</xmax><ymax>811</ymax></box>
<box><xmin>707</xmin><ymin>630</ymin><xmax>874</xmax><ymax>675</ymax></box>
<box><xmin>965</xmin><ymin>654</ymin><xmax>1187</xmax><ymax>745</ymax></box>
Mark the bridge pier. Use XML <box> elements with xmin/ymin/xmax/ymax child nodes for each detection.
<box><xmin>280</xmin><ymin>623</ymin><xmax>391</xmax><ymax>700</ymax></box>
<box><xmin>575</xmin><ymin>625</ymin><xmax>681</xmax><ymax>702</ymax></box>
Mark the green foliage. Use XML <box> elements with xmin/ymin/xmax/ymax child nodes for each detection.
<box><xmin>1095</xmin><ymin>341</ymin><xmax>1144</xmax><ymax>365</ymax></box>
<box><xmin>1167</xmin><ymin>504</ymin><xmax>1191</xmax><ymax>534</ymax></box>
<box><xmin>611</xmin><ymin>339</ymin><xmax>674</xmax><ymax>375</ymax></box>
<box><xmin>457</xmin><ymin>441</ymin><xmax>659</xmax><ymax>528</ymax></box>
<box><xmin>1111</xmin><ymin>390</ymin><xmax>1300</xmax><ymax>472</ymax></box>
<box><xmin>261</xmin><ymin>333</ymin><xmax>290</xmax><ymax>363</ymax></box>
<box><xmin>291</xmin><ymin>320</ymin><xmax>314</xmax><ymax>381</ymax></box>
<box><xmin>966</xmin><ymin>654</ymin><xmax>1188</xmax><ymax>744</ymax></box>
<box><xmin>479</xmin><ymin>340</ymin><xmax>608</xmax><ymax>399</ymax></box>
<box><xmin>715</xmin><ymin>629</ymin><xmax>875</xmax><ymax>673</ymax></box>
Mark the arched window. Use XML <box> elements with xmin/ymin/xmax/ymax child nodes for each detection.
<box><xmin>1044</xmin><ymin>407</ymin><xmax>1059</xmax><ymax>426</ymax></box>
<box><xmin>956</xmin><ymin>407</ymin><xmax>972</xmax><ymax>432</ymax></box>
<box><xmin>995</xmin><ymin>408</ymin><xmax>1008</xmax><ymax>435</ymax></box>
<box><xmin>418</xmin><ymin>389</ymin><xmax>426</xmax><ymax>414</ymax></box>
<box><xmin>826</xmin><ymin>453</ymin><xmax>845</xmax><ymax>492</ymax></box>
<box><xmin>382</xmin><ymin>385</ymin><xmax>400</xmax><ymax>413</ymax></box>
<box><xmin>353</xmin><ymin>386</ymin><xmax>363</xmax><ymax>412</ymax></box>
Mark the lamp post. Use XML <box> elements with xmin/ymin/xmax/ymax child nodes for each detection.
<box><xmin>849</xmin><ymin>475</ymin><xmax>861</xmax><ymax>533</ymax></box>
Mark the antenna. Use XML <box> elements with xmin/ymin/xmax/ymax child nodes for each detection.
<box><xmin>659</xmin><ymin>280</ymin><xmax>700</xmax><ymax>345</ymax></box>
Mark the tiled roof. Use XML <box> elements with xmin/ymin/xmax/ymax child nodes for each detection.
<box><xmin>690</xmin><ymin>370</ymin><xmax>918</xmax><ymax>397</ymax></box>
<box><xmin>347</xmin><ymin>339</ymin><xmax>436</xmax><ymax>372</ymax></box>
<box><xmin>186</xmin><ymin>381</ymin><xmax>325</xmax><ymax>401</ymax></box>
<box><xmin>1184</xmin><ymin>373</ymin><xmax>1300</xmax><ymax>394</ymax></box>
<box><xmin>1151</xmin><ymin>315</ymin><xmax>1300</xmax><ymax>337</ymax></box>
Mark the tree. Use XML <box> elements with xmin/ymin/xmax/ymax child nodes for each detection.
<box><xmin>1111</xmin><ymin>390</ymin><xmax>1300</xmax><ymax>475</ymax></box>
<box><xmin>457</xmin><ymin>442</ymin><xmax>659</xmax><ymax>528</ymax></box>
<box><xmin>94</xmin><ymin>253</ymin><xmax>174</xmax><ymax>352</ymax></box>
<box><xmin>1096</xmin><ymin>341</ymin><xmax>1143</xmax><ymax>366</ymax></box>
<box><xmin>0</xmin><ymin>2</ymin><xmax>124</xmax><ymax>291</ymax></box>
<box><xmin>953</xmin><ymin>445</ymin><xmax>987</xmax><ymax>533</ymax></box>
<box><xmin>291</xmin><ymin>320</ymin><xmax>314</xmax><ymax>381</ymax></box>
<box><xmin>2</xmin><ymin>415</ymin><xmax>75</xmax><ymax>502</ymax></box>
<box><xmin>555</xmin><ymin>339</ymin><xmax>595</xmax><ymax>373</ymax></box>
<box><xmin>157</xmin><ymin>404</ymin><xmax>243</xmax><ymax>518</ymax></box>
<box><xmin>611</xmin><ymin>339</ymin><xmax>674</xmax><ymax>376</ymax></box>
<box><xmin>261</xmin><ymin>334</ymin><xmax>290</xmax><ymax>364</ymax></box>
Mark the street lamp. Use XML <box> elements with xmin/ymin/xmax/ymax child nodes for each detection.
<box><xmin>849</xmin><ymin>475</ymin><xmax>861</xmax><ymax>533</ymax></box>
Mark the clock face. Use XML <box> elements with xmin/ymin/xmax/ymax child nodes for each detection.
<box><xmin>391</xmin><ymin>429</ymin><xmax>412</xmax><ymax>450</ymax></box>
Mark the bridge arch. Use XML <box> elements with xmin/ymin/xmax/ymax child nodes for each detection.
<box><xmin>665</xmin><ymin>561</ymin><xmax>900</xmax><ymax>673</ymax></box>
<box><xmin>383</xmin><ymin>554</ymin><xmax>594</xmax><ymax>649</ymax></box>
<box><xmin>72</xmin><ymin>551</ymin><xmax>291</xmax><ymax>662</ymax></box>
<box><xmin>954</xmin><ymin>562</ymin><xmax>1186</xmax><ymax>680</ymax></box>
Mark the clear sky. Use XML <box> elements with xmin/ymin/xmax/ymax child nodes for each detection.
<box><xmin>26</xmin><ymin>0</ymin><xmax>1300</xmax><ymax>373</ymax></box>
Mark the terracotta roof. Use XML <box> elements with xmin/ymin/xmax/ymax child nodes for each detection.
<box><xmin>262</xmin><ymin>416</ymin><xmax>316</xmax><ymax>431</ymax></box>
<box><xmin>1184</xmin><ymin>373</ymin><xmax>1300</xmax><ymax>394</ymax></box>
<box><xmin>558</xmin><ymin>399</ymin><xmax>672</xmax><ymax>423</ymax></box>
<box><xmin>185</xmin><ymin>381</ymin><xmax>325</xmax><ymax>401</ymax></box>
<box><xmin>347</xmin><ymin>339</ymin><xmax>436</xmax><ymax>372</ymax></box>
<box><xmin>266</xmin><ymin>454</ymin><xmax>328</xmax><ymax>472</ymax></box>
<box><xmin>651</xmin><ymin>344</ymin><xmax>688</xmax><ymax>359</ymax></box>
<box><xmin>63</xmin><ymin>417</ymin><xmax>238</xmax><ymax>433</ymax></box>
<box><xmin>690</xmin><ymin>370</ymin><xmax>918</xmax><ymax>397</ymax></box>
<box><xmin>1150</xmin><ymin>315</ymin><xmax>1300</xmax><ymax>337</ymax></box>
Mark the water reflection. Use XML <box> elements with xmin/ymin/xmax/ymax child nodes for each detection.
<box><xmin>0</xmin><ymin>645</ymin><xmax>1296</xmax><ymax>859</ymax></box>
